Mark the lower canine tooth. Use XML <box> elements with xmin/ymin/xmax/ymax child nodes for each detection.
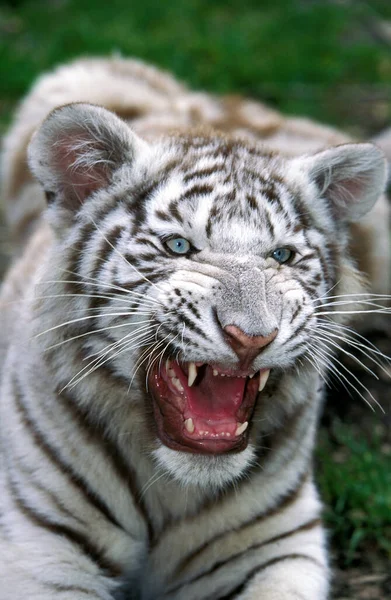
<box><xmin>172</xmin><ymin>378</ymin><xmax>184</xmax><ymax>392</ymax></box>
<box><xmin>235</xmin><ymin>421</ymin><xmax>248</xmax><ymax>436</ymax></box>
<box><xmin>259</xmin><ymin>369</ymin><xmax>270</xmax><ymax>392</ymax></box>
<box><xmin>188</xmin><ymin>362</ymin><xmax>197</xmax><ymax>387</ymax></box>
<box><xmin>184</xmin><ymin>418</ymin><xmax>195</xmax><ymax>433</ymax></box>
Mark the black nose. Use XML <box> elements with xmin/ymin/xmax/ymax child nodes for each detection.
<box><xmin>223</xmin><ymin>324</ymin><xmax>278</xmax><ymax>367</ymax></box>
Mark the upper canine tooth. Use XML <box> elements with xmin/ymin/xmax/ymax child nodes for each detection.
<box><xmin>213</xmin><ymin>369</ymin><xmax>218</xmax><ymax>376</ymax></box>
<box><xmin>259</xmin><ymin>369</ymin><xmax>270</xmax><ymax>392</ymax></box>
<box><xmin>188</xmin><ymin>362</ymin><xmax>198</xmax><ymax>387</ymax></box>
<box><xmin>235</xmin><ymin>421</ymin><xmax>248</xmax><ymax>436</ymax></box>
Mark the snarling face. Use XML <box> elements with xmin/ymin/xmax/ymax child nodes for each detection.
<box><xmin>29</xmin><ymin>104</ymin><xmax>387</xmax><ymax>487</ymax></box>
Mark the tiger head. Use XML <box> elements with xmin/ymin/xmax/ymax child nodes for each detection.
<box><xmin>28</xmin><ymin>103</ymin><xmax>388</xmax><ymax>488</ymax></box>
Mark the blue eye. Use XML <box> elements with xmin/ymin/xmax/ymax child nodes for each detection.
<box><xmin>271</xmin><ymin>248</ymin><xmax>294</xmax><ymax>264</ymax></box>
<box><xmin>165</xmin><ymin>237</ymin><xmax>191</xmax><ymax>255</ymax></box>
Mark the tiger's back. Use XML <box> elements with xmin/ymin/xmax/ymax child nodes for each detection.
<box><xmin>0</xmin><ymin>57</ymin><xmax>389</xmax><ymax>600</ymax></box>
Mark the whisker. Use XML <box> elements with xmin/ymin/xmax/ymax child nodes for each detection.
<box><xmin>308</xmin><ymin>347</ymin><xmax>356</xmax><ymax>401</ymax></box>
<box><xmin>316</xmin><ymin>319</ymin><xmax>389</xmax><ymax>358</ymax></box>
<box><xmin>46</xmin><ymin>322</ymin><xmax>155</xmax><ymax>352</ymax></box>
<box><xmin>35</xmin><ymin>311</ymin><xmax>154</xmax><ymax>338</ymax></box>
<box><xmin>84</xmin><ymin>325</ymin><xmax>157</xmax><ymax>360</ymax></box>
<box><xmin>313</xmin><ymin>292</ymin><xmax>391</xmax><ymax>303</ymax></box>
<box><xmin>63</xmin><ymin>334</ymin><xmax>156</xmax><ymax>391</ymax></box>
<box><xmin>40</xmin><ymin>278</ymin><xmax>161</xmax><ymax>307</ymax></box>
<box><xmin>316</xmin><ymin>299</ymin><xmax>391</xmax><ymax>310</ymax></box>
<box><xmin>139</xmin><ymin>471</ymin><xmax>168</xmax><ymax>500</ymax></box>
<box><xmin>313</xmin><ymin>331</ymin><xmax>379</xmax><ymax>380</ymax></box>
<box><xmin>315</xmin><ymin>308</ymin><xmax>390</xmax><ymax>316</ymax></box>
<box><xmin>129</xmin><ymin>332</ymin><xmax>178</xmax><ymax>393</ymax></box>
<box><xmin>313</xmin><ymin>340</ymin><xmax>384</xmax><ymax>412</ymax></box>
<box><xmin>316</xmin><ymin>323</ymin><xmax>391</xmax><ymax>375</ymax></box>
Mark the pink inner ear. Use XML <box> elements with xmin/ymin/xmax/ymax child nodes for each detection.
<box><xmin>53</xmin><ymin>135</ymin><xmax>110</xmax><ymax>209</ymax></box>
<box><xmin>328</xmin><ymin>173</ymin><xmax>371</xmax><ymax>212</ymax></box>
<box><xmin>338</xmin><ymin>175</ymin><xmax>369</xmax><ymax>201</ymax></box>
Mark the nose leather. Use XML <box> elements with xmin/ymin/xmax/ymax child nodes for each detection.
<box><xmin>224</xmin><ymin>325</ymin><xmax>278</xmax><ymax>367</ymax></box>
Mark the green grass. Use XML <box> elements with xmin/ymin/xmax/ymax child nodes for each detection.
<box><xmin>0</xmin><ymin>0</ymin><xmax>391</xmax><ymax>134</ymax></box>
<box><xmin>317</xmin><ymin>419</ymin><xmax>391</xmax><ymax>566</ymax></box>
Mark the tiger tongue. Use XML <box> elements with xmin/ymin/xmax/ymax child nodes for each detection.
<box><xmin>184</xmin><ymin>366</ymin><xmax>247</xmax><ymax>420</ymax></box>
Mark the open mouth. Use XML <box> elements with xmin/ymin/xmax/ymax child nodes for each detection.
<box><xmin>149</xmin><ymin>360</ymin><xmax>270</xmax><ymax>454</ymax></box>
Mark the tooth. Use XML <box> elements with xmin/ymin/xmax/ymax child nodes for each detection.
<box><xmin>249</xmin><ymin>373</ymin><xmax>254</xmax><ymax>379</ymax></box>
<box><xmin>213</xmin><ymin>369</ymin><xmax>218</xmax><ymax>376</ymax></box>
<box><xmin>188</xmin><ymin>362</ymin><xmax>198</xmax><ymax>387</ymax></box>
<box><xmin>259</xmin><ymin>369</ymin><xmax>270</xmax><ymax>392</ymax></box>
<box><xmin>235</xmin><ymin>422</ymin><xmax>248</xmax><ymax>436</ymax></box>
<box><xmin>168</xmin><ymin>368</ymin><xmax>176</xmax><ymax>377</ymax></box>
<box><xmin>172</xmin><ymin>378</ymin><xmax>184</xmax><ymax>392</ymax></box>
<box><xmin>185</xmin><ymin>418</ymin><xmax>195</xmax><ymax>433</ymax></box>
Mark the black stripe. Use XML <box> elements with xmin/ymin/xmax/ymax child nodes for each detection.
<box><xmin>168</xmin><ymin>200</ymin><xmax>184</xmax><ymax>223</ymax></box>
<box><xmin>183</xmin><ymin>166</ymin><xmax>221</xmax><ymax>183</ymax></box>
<box><xmin>220</xmin><ymin>553</ymin><xmax>324</xmax><ymax>600</ymax></box>
<box><xmin>169</xmin><ymin>518</ymin><xmax>321</xmax><ymax>593</ymax></box>
<box><xmin>134</xmin><ymin>236</ymin><xmax>162</xmax><ymax>252</ymax></box>
<box><xmin>179</xmin><ymin>183</ymin><xmax>214</xmax><ymax>202</ymax></box>
<box><xmin>13</xmin><ymin>378</ymin><xmax>124</xmax><ymax>532</ymax></box>
<box><xmin>263</xmin><ymin>207</ymin><xmax>275</xmax><ymax>237</ymax></box>
<box><xmin>180</xmin><ymin>313</ymin><xmax>208</xmax><ymax>340</ymax></box>
<box><xmin>290</xmin><ymin>303</ymin><xmax>302</xmax><ymax>324</ymax></box>
<box><xmin>42</xmin><ymin>583</ymin><xmax>98</xmax><ymax>597</ymax></box>
<box><xmin>246</xmin><ymin>194</ymin><xmax>258</xmax><ymax>211</ymax></box>
<box><xmin>283</xmin><ymin>313</ymin><xmax>313</xmax><ymax>346</ymax></box>
<box><xmin>16</xmin><ymin>457</ymin><xmax>85</xmax><ymax>526</ymax></box>
<box><xmin>8</xmin><ymin>474</ymin><xmax>122</xmax><ymax>578</ymax></box>
<box><xmin>155</xmin><ymin>209</ymin><xmax>171</xmax><ymax>222</ymax></box>
<box><xmin>172</xmin><ymin>470</ymin><xmax>308</xmax><ymax>577</ymax></box>
<box><xmin>57</xmin><ymin>387</ymin><xmax>154</xmax><ymax>542</ymax></box>
<box><xmin>90</xmin><ymin>224</ymin><xmax>124</xmax><ymax>281</ymax></box>
<box><xmin>127</xmin><ymin>179</ymin><xmax>164</xmax><ymax>234</ymax></box>
<box><xmin>66</xmin><ymin>200</ymin><xmax>120</xmax><ymax>294</ymax></box>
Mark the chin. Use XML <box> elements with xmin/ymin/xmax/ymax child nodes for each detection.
<box><xmin>153</xmin><ymin>442</ymin><xmax>257</xmax><ymax>490</ymax></box>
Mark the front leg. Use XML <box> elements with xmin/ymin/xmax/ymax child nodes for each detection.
<box><xmin>0</xmin><ymin>474</ymin><xmax>146</xmax><ymax>600</ymax></box>
<box><xmin>148</xmin><ymin>478</ymin><xmax>329</xmax><ymax>600</ymax></box>
<box><xmin>0</xmin><ymin>536</ymin><xmax>122</xmax><ymax>600</ymax></box>
<box><xmin>227</xmin><ymin>548</ymin><xmax>328</xmax><ymax>599</ymax></box>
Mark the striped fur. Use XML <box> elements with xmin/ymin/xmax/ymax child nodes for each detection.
<box><xmin>0</xmin><ymin>58</ymin><xmax>389</xmax><ymax>600</ymax></box>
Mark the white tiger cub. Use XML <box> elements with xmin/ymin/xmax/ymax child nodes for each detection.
<box><xmin>0</xmin><ymin>58</ymin><xmax>389</xmax><ymax>600</ymax></box>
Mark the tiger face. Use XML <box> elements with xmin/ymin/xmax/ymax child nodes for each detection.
<box><xmin>28</xmin><ymin>103</ymin><xmax>387</xmax><ymax>487</ymax></box>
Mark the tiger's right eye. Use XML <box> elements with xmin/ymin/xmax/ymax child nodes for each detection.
<box><xmin>164</xmin><ymin>237</ymin><xmax>191</xmax><ymax>256</ymax></box>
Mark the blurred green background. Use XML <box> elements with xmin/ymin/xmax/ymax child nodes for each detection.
<box><xmin>1</xmin><ymin>0</ymin><xmax>390</xmax><ymax>587</ymax></box>
<box><xmin>1</xmin><ymin>0</ymin><xmax>391</xmax><ymax>137</ymax></box>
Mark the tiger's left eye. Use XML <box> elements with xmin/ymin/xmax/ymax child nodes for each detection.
<box><xmin>165</xmin><ymin>237</ymin><xmax>191</xmax><ymax>255</ymax></box>
<box><xmin>271</xmin><ymin>248</ymin><xmax>294</xmax><ymax>264</ymax></box>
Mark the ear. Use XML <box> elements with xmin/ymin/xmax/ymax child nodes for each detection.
<box><xmin>28</xmin><ymin>102</ymin><xmax>148</xmax><ymax>212</ymax></box>
<box><xmin>293</xmin><ymin>143</ymin><xmax>388</xmax><ymax>221</ymax></box>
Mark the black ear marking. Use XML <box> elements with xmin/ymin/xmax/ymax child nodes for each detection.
<box><xmin>45</xmin><ymin>190</ymin><xmax>56</xmax><ymax>204</ymax></box>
